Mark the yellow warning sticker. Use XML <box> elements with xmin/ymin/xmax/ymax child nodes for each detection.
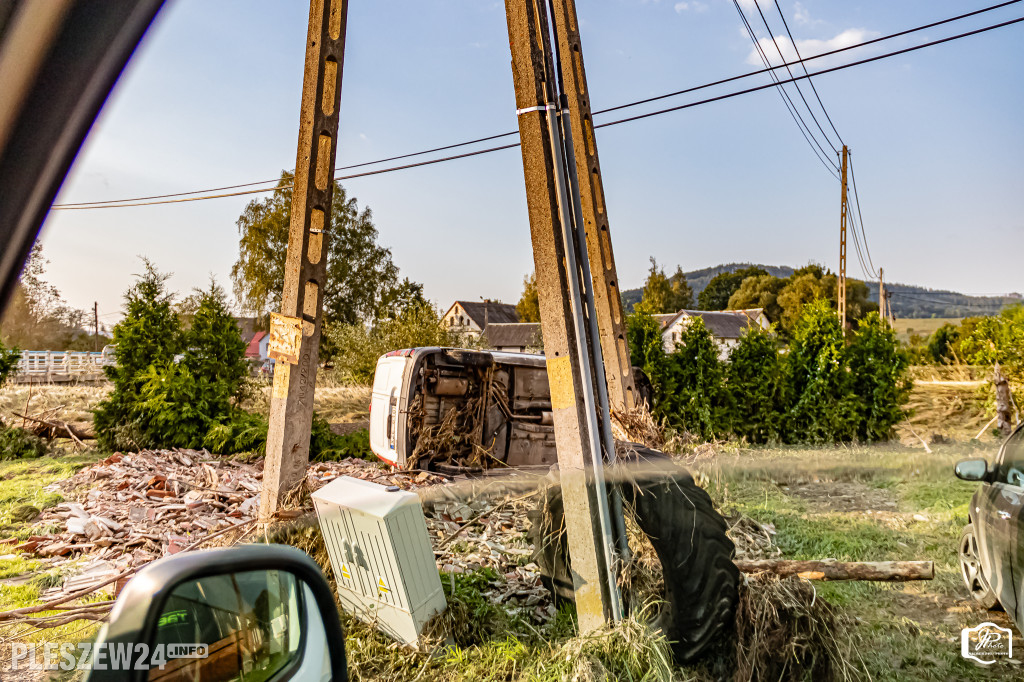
<box><xmin>340</xmin><ymin>564</ymin><xmax>351</xmax><ymax>580</ymax></box>
<box><xmin>377</xmin><ymin>577</ymin><xmax>390</xmax><ymax>594</ymax></box>
<box><xmin>547</xmin><ymin>355</ymin><xmax>575</xmax><ymax>411</ymax></box>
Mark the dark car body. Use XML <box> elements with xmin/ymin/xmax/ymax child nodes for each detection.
<box><xmin>956</xmin><ymin>425</ymin><xmax>1024</xmax><ymax>632</ymax></box>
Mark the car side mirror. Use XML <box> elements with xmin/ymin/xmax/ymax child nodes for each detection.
<box><xmin>955</xmin><ymin>458</ymin><xmax>990</xmax><ymax>482</ymax></box>
<box><xmin>86</xmin><ymin>545</ymin><xmax>348</xmax><ymax>681</ymax></box>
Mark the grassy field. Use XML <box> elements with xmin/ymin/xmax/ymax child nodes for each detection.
<box><xmin>893</xmin><ymin>317</ymin><xmax>962</xmax><ymax>344</ymax></box>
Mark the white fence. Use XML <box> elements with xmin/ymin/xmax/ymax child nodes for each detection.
<box><xmin>12</xmin><ymin>348</ymin><xmax>116</xmax><ymax>383</ymax></box>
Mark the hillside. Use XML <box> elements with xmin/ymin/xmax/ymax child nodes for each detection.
<box><xmin>621</xmin><ymin>262</ymin><xmax>1020</xmax><ymax>318</ymax></box>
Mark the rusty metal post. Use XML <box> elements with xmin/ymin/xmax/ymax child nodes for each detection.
<box><xmin>505</xmin><ymin>0</ymin><xmax>621</xmax><ymax>632</ymax></box>
<box><xmin>548</xmin><ymin>0</ymin><xmax>636</xmax><ymax>413</ymax></box>
<box><xmin>260</xmin><ymin>0</ymin><xmax>347</xmax><ymax>521</ymax></box>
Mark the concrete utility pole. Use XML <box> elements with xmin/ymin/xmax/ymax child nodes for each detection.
<box><xmin>260</xmin><ymin>0</ymin><xmax>347</xmax><ymax>521</ymax></box>
<box><xmin>547</xmin><ymin>0</ymin><xmax>636</xmax><ymax>414</ymax></box>
<box><xmin>838</xmin><ymin>145</ymin><xmax>849</xmax><ymax>333</ymax></box>
<box><xmin>505</xmin><ymin>0</ymin><xmax>623</xmax><ymax>632</ymax></box>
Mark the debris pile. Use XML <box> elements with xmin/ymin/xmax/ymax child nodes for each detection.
<box><xmin>424</xmin><ymin>490</ymin><xmax>555</xmax><ymax>623</ymax></box>
<box><xmin>726</xmin><ymin>514</ymin><xmax>781</xmax><ymax>560</ymax></box>
<box><xmin>5</xmin><ymin>449</ymin><xmax>449</xmax><ymax>601</ymax></box>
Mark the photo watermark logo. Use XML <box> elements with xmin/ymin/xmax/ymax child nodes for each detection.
<box><xmin>961</xmin><ymin>622</ymin><xmax>1013</xmax><ymax>665</ymax></box>
<box><xmin>7</xmin><ymin>642</ymin><xmax>208</xmax><ymax>671</ymax></box>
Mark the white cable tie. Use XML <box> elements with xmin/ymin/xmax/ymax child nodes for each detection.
<box><xmin>516</xmin><ymin>103</ymin><xmax>557</xmax><ymax>116</ymax></box>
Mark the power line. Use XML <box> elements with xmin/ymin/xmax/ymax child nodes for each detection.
<box><xmin>750</xmin><ymin>0</ymin><xmax>839</xmax><ymax>155</ymax></box>
<box><xmin>731</xmin><ymin>0</ymin><xmax>839</xmax><ymax>175</ymax></box>
<box><xmin>49</xmin><ymin>13</ymin><xmax>1024</xmax><ymax>211</ymax></box>
<box><xmin>772</xmin><ymin>0</ymin><xmax>845</xmax><ymax>149</ymax></box>
<box><xmin>53</xmin><ymin>1</ymin><xmax>1021</xmax><ymax>209</ymax></box>
<box><xmin>847</xmin><ymin>152</ymin><xmax>877</xmax><ymax>276</ymax></box>
<box><xmin>54</xmin><ymin>2</ymin><xmax>1022</xmax><ymax>210</ymax></box>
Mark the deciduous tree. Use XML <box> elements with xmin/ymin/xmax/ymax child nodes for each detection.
<box><xmin>698</xmin><ymin>266</ymin><xmax>767</xmax><ymax>310</ymax></box>
<box><xmin>231</xmin><ymin>172</ymin><xmax>424</xmax><ymax>327</ymax></box>
<box><xmin>516</xmin><ymin>272</ymin><xmax>541</xmax><ymax>323</ymax></box>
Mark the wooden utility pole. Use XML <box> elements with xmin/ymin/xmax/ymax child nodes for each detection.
<box><xmin>878</xmin><ymin>268</ymin><xmax>886</xmax><ymax>326</ymax></box>
<box><xmin>260</xmin><ymin>0</ymin><xmax>347</xmax><ymax>521</ymax></box>
<box><xmin>505</xmin><ymin>0</ymin><xmax>623</xmax><ymax>632</ymax></box>
<box><xmin>838</xmin><ymin>145</ymin><xmax>849</xmax><ymax>333</ymax></box>
<box><xmin>93</xmin><ymin>302</ymin><xmax>99</xmax><ymax>350</ymax></box>
<box><xmin>548</xmin><ymin>0</ymin><xmax>636</xmax><ymax>414</ymax></box>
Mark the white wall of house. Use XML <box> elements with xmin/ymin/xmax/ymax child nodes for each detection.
<box><xmin>661</xmin><ymin>315</ymin><xmax>737</xmax><ymax>360</ymax></box>
<box><xmin>442</xmin><ymin>302</ymin><xmax>483</xmax><ymax>338</ymax></box>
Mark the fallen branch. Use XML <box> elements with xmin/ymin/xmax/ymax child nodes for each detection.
<box><xmin>12</xmin><ymin>411</ymin><xmax>95</xmax><ymax>441</ymax></box>
<box><xmin>974</xmin><ymin>415</ymin><xmax>998</xmax><ymax>441</ymax></box>
<box><xmin>734</xmin><ymin>559</ymin><xmax>933</xmax><ymax>581</ymax></box>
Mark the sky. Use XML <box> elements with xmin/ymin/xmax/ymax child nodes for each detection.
<box><xmin>37</xmin><ymin>0</ymin><xmax>1024</xmax><ymax>325</ymax></box>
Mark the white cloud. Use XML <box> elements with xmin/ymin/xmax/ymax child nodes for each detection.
<box><xmin>737</xmin><ymin>0</ymin><xmax>760</xmax><ymax>12</ymax></box>
<box><xmin>745</xmin><ymin>28</ymin><xmax>880</xmax><ymax>68</ymax></box>
<box><xmin>793</xmin><ymin>2</ymin><xmax>813</xmax><ymax>26</ymax></box>
<box><xmin>674</xmin><ymin>1</ymin><xmax>708</xmax><ymax>12</ymax></box>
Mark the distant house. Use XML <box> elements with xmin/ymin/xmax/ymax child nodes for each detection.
<box><xmin>657</xmin><ymin>309</ymin><xmax>769</xmax><ymax>360</ymax></box>
<box><xmin>235</xmin><ymin>317</ymin><xmax>260</xmax><ymax>346</ymax></box>
<box><xmin>245</xmin><ymin>331</ymin><xmax>270</xmax><ymax>362</ymax></box>
<box><xmin>442</xmin><ymin>300</ymin><xmax>519</xmax><ymax>338</ymax></box>
<box><xmin>483</xmin><ymin>323</ymin><xmax>541</xmax><ymax>353</ymax></box>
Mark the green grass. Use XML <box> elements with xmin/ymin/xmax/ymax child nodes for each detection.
<box><xmin>699</xmin><ymin>442</ymin><xmax>1020</xmax><ymax>680</ymax></box>
<box><xmin>0</xmin><ymin>452</ymin><xmax>103</xmax><ymax>536</ymax></box>
<box><xmin>893</xmin><ymin>317</ymin><xmax>962</xmax><ymax>343</ymax></box>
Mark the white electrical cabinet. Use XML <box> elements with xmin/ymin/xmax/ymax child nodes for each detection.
<box><xmin>311</xmin><ymin>476</ymin><xmax>446</xmax><ymax>646</ymax></box>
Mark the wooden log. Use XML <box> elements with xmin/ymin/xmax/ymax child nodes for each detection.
<box><xmin>734</xmin><ymin>559</ymin><xmax>933</xmax><ymax>581</ymax></box>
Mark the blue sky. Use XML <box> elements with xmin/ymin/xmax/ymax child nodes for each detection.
<box><xmin>40</xmin><ymin>0</ymin><xmax>1024</xmax><ymax>322</ymax></box>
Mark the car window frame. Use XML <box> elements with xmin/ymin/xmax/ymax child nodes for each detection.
<box><xmin>995</xmin><ymin>424</ymin><xmax>1024</xmax><ymax>489</ymax></box>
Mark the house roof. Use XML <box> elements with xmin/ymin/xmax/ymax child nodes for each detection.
<box><xmin>447</xmin><ymin>300</ymin><xmax>519</xmax><ymax>327</ymax></box>
<box><xmin>663</xmin><ymin>310</ymin><xmax>754</xmax><ymax>340</ymax></box>
<box><xmin>652</xmin><ymin>314</ymin><xmax>676</xmax><ymax>329</ymax></box>
<box><xmin>235</xmin><ymin>316</ymin><xmax>260</xmax><ymax>344</ymax></box>
<box><xmin>729</xmin><ymin>307</ymin><xmax>768</xmax><ymax>324</ymax></box>
<box><xmin>483</xmin><ymin>323</ymin><xmax>541</xmax><ymax>349</ymax></box>
<box><xmin>245</xmin><ymin>331</ymin><xmax>267</xmax><ymax>358</ymax></box>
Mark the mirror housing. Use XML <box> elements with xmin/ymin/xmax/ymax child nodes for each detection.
<box><xmin>86</xmin><ymin>544</ymin><xmax>347</xmax><ymax>681</ymax></box>
<box><xmin>955</xmin><ymin>458</ymin><xmax>990</xmax><ymax>483</ymax></box>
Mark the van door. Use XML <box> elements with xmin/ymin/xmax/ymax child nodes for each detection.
<box><xmin>369</xmin><ymin>357</ymin><xmax>409</xmax><ymax>465</ymax></box>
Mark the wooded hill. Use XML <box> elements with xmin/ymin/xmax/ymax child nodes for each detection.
<box><xmin>620</xmin><ymin>262</ymin><xmax>1019</xmax><ymax>319</ymax></box>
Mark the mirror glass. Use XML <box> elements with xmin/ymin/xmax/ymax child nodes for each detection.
<box><xmin>955</xmin><ymin>459</ymin><xmax>988</xmax><ymax>482</ymax></box>
<box><xmin>147</xmin><ymin>569</ymin><xmax>303</xmax><ymax>681</ymax></box>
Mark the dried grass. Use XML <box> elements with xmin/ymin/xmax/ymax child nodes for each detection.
<box><xmin>733</xmin><ymin>573</ymin><xmax>865</xmax><ymax>682</ymax></box>
<box><xmin>0</xmin><ymin>384</ymin><xmax>108</xmax><ymax>427</ymax></box>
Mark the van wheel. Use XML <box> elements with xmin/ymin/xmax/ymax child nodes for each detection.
<box><xmin>960</xmin><ymin>524</ymin><xmax>1000</xmax><ymax>609</ymax></box>
<box><xmin>527</xmin><ymin>445</ymin><xmax>739</xmax><ymax>664</ymax></box>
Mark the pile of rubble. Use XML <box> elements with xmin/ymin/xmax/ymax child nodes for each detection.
<box><xmin>424</xmin><ymin>492</ymin><xmax>554</xmax><ymax>623</ymax></box>
<box><xmin>2</xmin><ymin>449</ymin><xmax>557</xmax><ymax>623</ymax></box>
<box><xmin>2</xmin><ymin>450</ymin><xmax>449</xmax><ymax>601</ymax></box>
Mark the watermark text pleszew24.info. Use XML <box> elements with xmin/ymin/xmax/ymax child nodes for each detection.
<box><xmin>7</xmin><ymin>642</ymin><xmax>208</xmax><ymax>671</ymax></box>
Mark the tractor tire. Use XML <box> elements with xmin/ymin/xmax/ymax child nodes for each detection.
<box><xmin>527</xmin><ymin>445</ymin><xmax>739</xmax><ymax>664</ymax></box>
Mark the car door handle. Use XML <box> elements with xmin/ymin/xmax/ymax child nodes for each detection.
<box><xmin>999</xmin><ymin>511</ymin><xmax>1012</xmax><ymax>520</ymax></box>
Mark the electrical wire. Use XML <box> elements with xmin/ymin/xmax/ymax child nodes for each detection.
<box><xmin>847</xmin><ymin>152</ymin><xmax>877</xmax><ymax>276</ymax></box>
<box><xmin>750</xmin><ymin>0</ymin><xmax>839</xmax><ymax>155</ymax></box>
<box><xmin>54</xmin><ymin>2</ymin><xmax>1022</xmax><ymax>209</ymax></box>
<box><xmin>731</xmin><ymin>0</ymin><xmax>839</xmax><ymax>175</ymax></box>
<box><xmin>772</xmin><ymin>0</ymin><xmax>845</xmax><ymax>150</ymax></box>
<box><xmin>49</xmin><ymin>13</ymin><xmax>1024</xmax><ymax>211</ymax></box>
